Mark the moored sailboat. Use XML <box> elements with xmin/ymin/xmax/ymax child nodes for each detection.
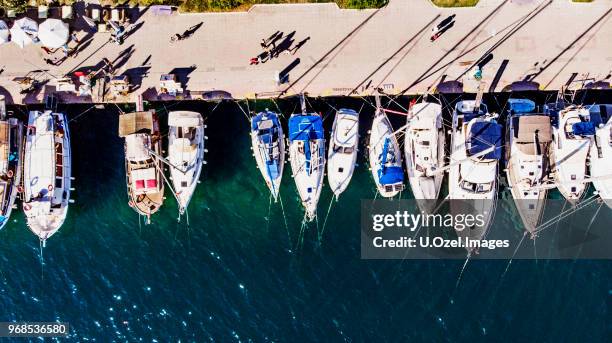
<box><xmin>504</xmin><ymin>98</ymin><xmax>553</xmax><ymax>235</ymax></box>
<box><xmin>288</xmin><ymin>96</ymin><xmax>325</xmax><ymax>221</ymax></box>
<box><xmin>327</xmin><ymin>108</ymin><xmax>359</xmax><ymax>198</ymax></box>
<box><xmin>167</xmin><ymin>111</ymin><xmax>205</xmax><ymax>215</ymax></box>
<box><xmin>22</xmin><ymin>110</ymin><xmax>71</xmax><ymax>243</ymax></box>
<box><xmin>369</xmin><ymin>96</ymin><xmax>404</xmax><ymax>197</ymax></box>
<box><xmin>404</xmin><ymin>101</ymin><xmax>445</xmax><ymax>212</ymax></box>
<box><xmin>588</xmin><ymin>104</ymin><xmax>612</xmax><ymax>208</ymax></box>
<box><xmin>119</xmin><ymin>111</ymin><xmax>164</xmax><ymax>223</ymax></box>
<box><xmin>250</xmin><ymin>110</ymin><xmax>285</xmax><ymax>201</ymax></box>
<box><xmin>0</xmin><ymin>114</ymin><xmax>23</xmax><ymax>230</ymax></box>
<box><xmin>550</xmin><ymin>106</ymin><xmax>593</xmax><ymax>204</ymax></box>
<box><xmin>449</xmin><ymin>100</ymin><xmax>501</xmax><ymax>251</ymax></box>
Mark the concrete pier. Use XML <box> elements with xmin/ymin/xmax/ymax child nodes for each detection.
<box><xmin>0</xmin><ymin>0</ymin><xmax>610</xmax><ymax>104</ymax></box>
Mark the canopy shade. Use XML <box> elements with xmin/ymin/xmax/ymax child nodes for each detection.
<box><xmin>10</xmin><ymin>18</ymin><xmax>38</xmax><ymax>48</ymax></box>
<box><xmin>0</xmin><ymin>20</ymin><xmax>9</xmax><ymax>44</ymax></box>
<box><xmin>288</xmin><ymin>115</ymin><xmax>323</xmax><ymax>142</ymax></box>
<box><xmin>38</xmin><ymin>19</ymin><xmax>69</xmax><ymax>49</ymax></box>
<box><xmin>468</xmin><ymin>121</ymin><xmax>502</xmax><ymax>159</ymax></box>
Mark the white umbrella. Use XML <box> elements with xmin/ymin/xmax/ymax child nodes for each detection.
<box><xmin>0</xmin><ymin>20</ymin><xmax>9</xmax><ymax>44</ymax></box>
<box><xmin>10</xmin><ymin>17</ymin><xmax>38</xmax><ymax>48</ymax></box>
<box><xmin>38</xmin><ymin>19</ymin><xmax>69</xmax><ymax>49</ymax></box>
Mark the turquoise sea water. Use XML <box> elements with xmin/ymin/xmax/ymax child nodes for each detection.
<box><xmin>0</xmin><ymin>93</ymin><xmax>610</xmax><ymax>341</ymax></box>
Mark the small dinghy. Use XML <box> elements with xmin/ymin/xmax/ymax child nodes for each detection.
<box><xmin>404</xmin><ymin>101</ymin><xmax>445</xmax><ymax>212</ymax></box>
<box><xmin>504</xmin><ymin>98</ymin><xmax>553</xmax><ymax>235</ymax></box>
<box><xmin>588</xmin><ymin>104</ymin><xmax>612</xmax><ymax>208</ymax></box>
<box><xmin>288</xmin><ymin>97</ymin><xmax>325</xmax><ymax>221</ymax></box>
<box><xmin>23</xmin><ymin>111</ymin><xmax>71</xmax><ymax>243</ymax></box>
<box><xmin>119</xmin><ymin>111</ymin><xmax>164</xmax><ymax>223</ymax></box>
<box><xmin>551</xmin><ymin>106</ymin><xmax>593</xmax><ymax>204</ymax></box>
<box><xmin>168</xmin><ymin>111</ymin><xmax>205</xmax><ymax>215</ymax></box>
<box><xmin>327</xmin><ymin>108</ymin><xmax>359</xmax><ymax>198</ymax></box>
<box><xmin>250</xmin><ymin>110</ymin><xmax>285</xmax><ymax>201</ymax></box>
<box><xmin>449</xmin><ymin>101</ymin><xmax>501</xmax><ymax>251</ymax></box>
<box><xmin>0</xmin><ymin>115</ymin><xmax>23</xmax><ymax>230</ymax></box>
<box><xmin>369</xmin><ymin>96</ymin><xmax>403</xmax><ymax>198</ymax></box>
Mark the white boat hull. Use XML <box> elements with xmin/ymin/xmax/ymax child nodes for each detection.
<box><xmin>327</xmin><ymin>109</ymin><xmax>359</xmax><ymax>197</ymax></box>
<box><xmin>168</xmin><ymin>111</ymin><xmax>205</xmax><ymax>214</ymax></box>
<box><xmin>404</xmin><ymin>102</ymin><xmax>445</xmax><ymax>212</ymax></box>
<box><xmin>23</xmin><ymin>111</ymin><xmax>71</xmax><ymax>241</ymax></box>
<box><xmin>551</xmin><ymin>108</ymin><xmax>591</xmax><ymax>204</ymax></box>
<box><xmin>590</xmin><ymin>119</ymin><xmax>612</xmax><ymax>208</ymax></box>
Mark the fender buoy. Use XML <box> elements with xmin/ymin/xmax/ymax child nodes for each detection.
<box><xmin>48</xmin><ymin>184</ymin><xmax>54</xmax><ymax>192</ymax></box>
<box><xmin>7</xmin><ymin>170</ymin><xmax>13</xmax><ymax>178</ymax></box>
<box><xmin>17</xmin><ymin>185</ymin><xmax>24</xmax><ymax>193</ymax></box>
<box><xmin>27</xmin><ymin>125</ymin><xmax>36</xmax><ymax>135</ymax></box>
<box><xmin>23</xmin><ymin>203</ymin><xmax>31</xmax><ymax>211</ymax></box>
<box><xmin>128</xmin><ymin>200</ymin><xmax>134</xmax><ymax>207</ymax></box>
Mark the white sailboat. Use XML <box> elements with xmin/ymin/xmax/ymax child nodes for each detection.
<box><xmin>327</xmin><ymin>108</ymin><xmax>359</xmax><ymax>198</ymax></box>
<box><xmin>588</xmin><ymin>104</ymin><xmax>612</xmax><ymax>208</ymax></box>
<box><xmin>168</xmin><ymin>111</ymin><xmax>205</xmax><ymax>215</ymax></box>
<box><xmin>119</xmin><ymin>111</ymin><xmax>164</xmax><ymax>223</ymax></box>
<box><xmin>404</xmin><ymin>101</ymin><xmax>445</xmax><ymax>212</ymax></box>
<box><xmin>22</xmin><ymin>110</ymin><xmax>71</xmax><ymax>243</ymax></box>
<box><xmin>369</xmin><ymin>96</ymin><xmax>404</xmax><ymax>197</ymax></box>
<box><xmin>449</xmin><ymin>100</ymin><xmax>501</xmax><ymax>249</ymax></box>
<box><xmin>551</xmin><ymin>106</ymin><xmax>593</xmax><ymax>204</ymax></box>
<box><xmin>288</xmin><ymin>96</ymin><xmax>325</xmax><ymax>221</ymax></box>
<box><xmin>250</xmin><ymin>110</ymin><xmax>285</xmax><ymax>201</ymax></box>
<box><xmin>504</xmin><ymin>98</ymin><xmax>553</xmax><ymax>235</ymax></box>
<box><xmin>0</xmin><ymin>114</ymin><xmax>23</xmax><ymax>230</ymax></box>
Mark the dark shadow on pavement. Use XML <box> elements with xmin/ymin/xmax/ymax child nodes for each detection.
<box><xmin>122</xmin><ymin>66</ymin><xmax>151</xmax><ymax>92</ymax></box>
<box><xmin>279</xmin><ymin>58</ymin><xmax>301</xmax><ymax>84</ymax></box>
<box><xmin>169</xmin><ymin>66</ymin><xmax>197</xmax><ymax>88</ymax></box>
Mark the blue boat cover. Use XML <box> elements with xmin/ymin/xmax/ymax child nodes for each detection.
<box><xmin>251</xmin><ymin>111</ymin><xmax>279</xmax><ymax>131</ymax></box>
<box><xmin>377</xmin><ymin>137</ymin><xmax>404</xmax><ymax>185</ymax></box>
<box><xmin>589</xmin><ymin>104</ymin><xmax>612</xmax><ymax>127</ymax></box>
<box><xmin>572</xmin><ymin>122</ymin><xmax>596</xmax><ymax>136</ymax></box>
<box><xmin>508</xmin><ymin>99</ymin><xmax>535</xmax><ymax>114</ymax></box>
<box><xmin>468</xmin><ymin>121</ymin><xmax>502</xmax><ymax>159</ymax></box>
<box><xmin>378</xmin><ymin>166</ymin><xmax>404</xmax><ymax>185</ymax></box>
<box><xmin>288</xmin><ymin>115</ymin><xmax>324</xmax><ymax>142</ymax></box>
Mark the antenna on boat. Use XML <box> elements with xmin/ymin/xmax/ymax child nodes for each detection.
<box><xmin>0</xmin><ymin>95</ymin><xmax>5</xmax><ymax>120</ymax></box>
<box><xmin>300</xmin><ymin>93</ymin><xmax>307</xmax><ymax>115</ymax></box>
<box><xmin>473</xmin><ymin>82</ymin><xmax>486</xmax><ymax>113</ymax></box>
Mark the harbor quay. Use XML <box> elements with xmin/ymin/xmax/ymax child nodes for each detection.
<box><xmin>0</xmin><ymin>0</ymin><xmax>611</xmax><ymax>105</ymax></box>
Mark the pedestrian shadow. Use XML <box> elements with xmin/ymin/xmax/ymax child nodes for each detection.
<box><xmin>122</xmin><ymin>66</ymin><xmax>150</xmax><ymax>93</ymax></box>
<box><xmin>112</xmin><ymin>44</ymin><xmax>136</xmax><ymax>71</ymax></box>
<box><xmin>169</xmin><ymin>66</ymin><xmax>197</xmax><ymax>89</ymax></box>
<box><xmin>124</xmin><ymin>21</ymin><xmax>145</xmax><ymax>40</ymax></box>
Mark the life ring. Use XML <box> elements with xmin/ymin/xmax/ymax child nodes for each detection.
<box><xmin>23</xmin><ymin>203</ymin><xmax>31</xmax><ymax>211</ymax></box>
<box><xmin>48</xmin><ymin>184</ymin><xmax>54</xmax><ymax>192</ymax></box>
<box><xmin>17</xmin><ymin>185</ymin><xmax>24</xmax><ymax>193</ymax></box>
<box><xmin>7</xmin><ymin>170</ymin><xmax>13</xmax><ymax>178</ymax></box>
